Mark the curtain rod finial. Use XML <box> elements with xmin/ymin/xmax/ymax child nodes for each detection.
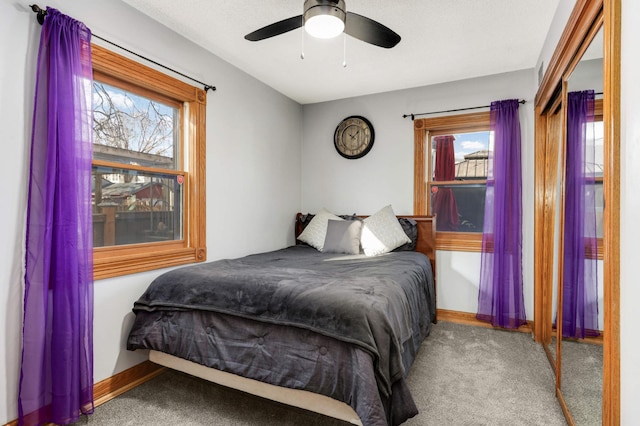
<box><xmin>30</xmin><ymin>4</ymin><xmax>46</xmax><ymax>25</ymax></box>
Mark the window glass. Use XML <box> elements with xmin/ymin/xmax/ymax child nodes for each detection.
<box><xmin>428</xmin><ymin>130</ymin><xmax>493</xmax><ymax>232</ymax></box>
<box><xmin>591</xmin><ymin>120</ymin><xmax>604</xmax><ymax>238</ymax></box>
<box><xmin>92</xmin><ymin>166</ymin><xmax>184</xmax><ymax>247</ymax></box>
<box><xmin>93</xmin><ymin>82</ymin><xmax>179</xmax><ymax>169</ymax></box>
<box><xmin>92</xmin><ymin>80</ymin><xmax>185</xmax><ymax>249</ymax></box>
<box><xmin>431</xmin><ymin>131</ymin><xmax>492</xmax><ymax>180</ymax></box>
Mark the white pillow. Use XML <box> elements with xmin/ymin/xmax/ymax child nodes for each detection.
<box><xmin>298</xmin><ymin>208</ymin><xmax>343</xmax><ymax>251</ymax></box>
<box><xmin>361</xmin><ymin>205</ymin><xmax>411</xmax><ymax>256</ymax></box>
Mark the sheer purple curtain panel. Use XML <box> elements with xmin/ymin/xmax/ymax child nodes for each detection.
<box><xmin>432</xmin><ymin>135</ymin><xmax>459</xmax><ymax>231</ymax></box>
<box><xmin>476</xmin><ymin>99</ymin><xmax>526</xmax><ymax>329</ymax></box>
<box><xmin>563</xmin><ymin>90</ymin><xmax>599</xmax><ymax>338</ymax></box>
<box><xmin>20</xmin><ymin>8</ymin><xmax>94</xmax><ymax>425</ymax></box>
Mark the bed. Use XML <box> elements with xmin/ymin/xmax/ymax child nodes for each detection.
<box><xmin>127</xmin><ymin>209</ymin><xmax>437</xmax><ymax>426</ymax></box>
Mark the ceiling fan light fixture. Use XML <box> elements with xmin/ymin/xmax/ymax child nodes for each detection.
<box><xmin>303</xmin><ymin>0</ymin><xmax>346</xmax><ymax>39</ymax></box>
<box><xmin>305</xmin><ymin>14</ymin><xmax>345</xmax><ymax>38</ymax></box>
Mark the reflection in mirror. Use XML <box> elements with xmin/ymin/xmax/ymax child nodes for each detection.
<box><xmin>550</xmin><ymin>109</ymin><xmax>563</xmax><ymax>367</ymax></box>
<box><xmin>560</xmin><ymin>24</ymin><xmax>604</xmax><ymax>425</ymax></box>
<box><xmin>542</xmin><ymin>103</ymin><xmax>563</xmax><ymax>369</ymax></box>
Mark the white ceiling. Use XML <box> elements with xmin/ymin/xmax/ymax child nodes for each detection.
<box><xmin>121</xmin><ymin>0</ymin><xmax>560</xmax><ymax>105</ymax></box>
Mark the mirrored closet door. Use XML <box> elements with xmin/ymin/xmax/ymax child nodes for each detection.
<box><xmin>539</xmin><ymin>96</ymin><xmax>563</xmax><ymax>371</ymax></box>
<box><xmin>557</xmin><ymin>22</ymin><xmax>604</xmax><ymax>425</ymax></box>
<box><xmin>534</xmin><ymin>0</ymin><xmax>620</xmax><ymax>424</ymax></box>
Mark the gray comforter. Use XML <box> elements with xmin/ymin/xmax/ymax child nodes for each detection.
<box><xmin>130</xmin><ymin>245</ymin><xmax>435</xmax><ymax>425</ymax></box>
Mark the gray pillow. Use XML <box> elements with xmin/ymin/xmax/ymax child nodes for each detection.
<box><xmin>322</xmin><ymin>219</ymin><xmax>363</xmax><ymax>254</ymax></box>
<box><xmin>393</xmin><ymin>217</ymin><xmax>418</xmax><ymax>251</ymax></box>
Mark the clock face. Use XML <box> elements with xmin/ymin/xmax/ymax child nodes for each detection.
<box><xmin>334</xmin><ymin>116</ymin><xmax>375</xmax><ymax>159</ymax></box>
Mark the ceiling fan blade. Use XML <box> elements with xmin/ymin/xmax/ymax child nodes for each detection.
<box><xmin>345</xmin><ymin>12</ymin><xmax>401</xmax><ymax>48</ymax></box>
<box><xmin>245</xmin><ymin>15</ymin><xmax>303</xmax><ymax>41</ymax></box>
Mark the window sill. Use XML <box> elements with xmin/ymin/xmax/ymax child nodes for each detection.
<box><xmin>435</xmin><ymin>231</ymin><xmax>483</xmax><ymax>252</ymax></box>
<box><xmin>93</xmin><ymin>244</ymin><xmax>206</xmax><ymax>280</ymax></box>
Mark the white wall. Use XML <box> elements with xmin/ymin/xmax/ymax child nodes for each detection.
<box><xmin>0</xmin><ymin>1</ymin><xmax>302</xmax><ymax>424</ymax></box>
<box><xmin>620</xmin><ymin>0</ymin><xmax>640</xmax><ymax>422</ymax></box>
<box><xmin>301</xmin><ymin>69</ymin><xmax>537</xmax><ymax>319</ymax></box>
<box><xmin>535</xmin><ymin>0</ymin><xmax>578</xmax><ymax>86</ymax></box>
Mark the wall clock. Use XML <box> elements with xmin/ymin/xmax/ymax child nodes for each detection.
<box><xmin>333</xmin><ymin>115</ymin><xmax>375</xmax><ymax>159</ymax></box>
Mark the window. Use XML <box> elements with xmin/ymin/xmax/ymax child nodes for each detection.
<box><xmin>591</xmin><ymin>120</ymin><xmax>604</xmax><ymax>237</ymax></box>
<box><xmin>91</xmin><ymin>44</ymin><xmax>206</xmax><ymax>279</ymax></box>
<box><xmin>591</xmin><ymin>99</ymin><xmax>604</xmax><ymax>259</ymax></box>
<box><xmin>414</xmin><ymin>112</ymin><xmax>491</xmax><ymax>251</ymax></box>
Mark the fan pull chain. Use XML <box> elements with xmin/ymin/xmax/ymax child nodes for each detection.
<box><xmin>301</xmin><ymin>29</ymin><xmax>305</xmax><ymax>60</ymax></box>
<box><xmin>342</xmin><ymin>32</ymin><xmax>347</xmax><ymax>67</ymax></box>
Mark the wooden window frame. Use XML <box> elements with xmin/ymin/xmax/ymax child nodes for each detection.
<box><xmin>413</xmin><ymin>111</ymin><xmax>491</xmax><ymax>252</ymax></box>
<box><xmin>91</xmin><ymin>44</ymin><xmax>206</xmax><ymax>280</ymax></box>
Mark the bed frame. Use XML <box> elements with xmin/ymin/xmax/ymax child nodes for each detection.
<box><xmin>149</xmin><ymin>213</ymin><xmax>437</xmax><ymax>425</ymax></box>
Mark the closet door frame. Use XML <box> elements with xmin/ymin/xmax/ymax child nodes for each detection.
<box><xmin>532</xmin><ymin>0</ymin><xmax>620</xmax><ymax>424</ymax></box>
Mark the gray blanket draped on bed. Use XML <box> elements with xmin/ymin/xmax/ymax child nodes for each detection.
<box><xmin>129</xmin><ymin>245</ymin><xmax>435</xmax><ymax>425</ymax></box>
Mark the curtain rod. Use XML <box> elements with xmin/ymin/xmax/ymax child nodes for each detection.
<box><xmin>30</xmin><ymin>4</ymin><xmax>216</xmax><ymax>92</ymax></box>
<box><xmin>402</xmin><ymin>99</ymin><xmax>526</xmax><ymax>121</ymax></box>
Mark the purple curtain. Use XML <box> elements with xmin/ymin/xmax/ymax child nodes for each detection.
<box><xmin>476</xmin><ymin>99</ymin><xmax>526</xmax><ymax>328</ymax></box>
<box><xmin>432</xmin><ymin>135</ymin><xmax>459</xmax><ymax>231</ymax></box>
<box><xmin>562</xmin><ymin>90</ymin><xmax>599</xmax><ymax>338</ymax></box>
<box><xmin>20</xmin><ymin>8</ymin><xmax>94</xmax><ymax>425</ymax></box>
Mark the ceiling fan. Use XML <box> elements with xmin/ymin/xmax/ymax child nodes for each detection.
<box><xmin>244</xmin><ymin>0</ymin><xmax>401</xmax><ymax>49</ymax></box>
